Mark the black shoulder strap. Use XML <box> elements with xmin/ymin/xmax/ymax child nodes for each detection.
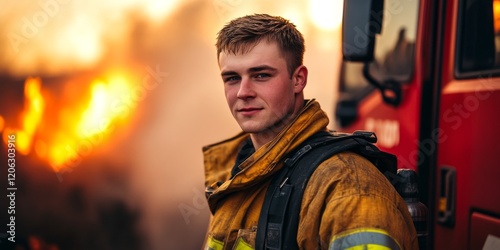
<box><xmin>255</xmin><ymin>131</ymin><xmax>397</xmax><ymax>250</ymax></box>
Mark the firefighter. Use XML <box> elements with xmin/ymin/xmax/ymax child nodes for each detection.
<box><xmin>202</xmin><ymin>14</ymin><xmax>418</xmax><ymax>250</ymax></box>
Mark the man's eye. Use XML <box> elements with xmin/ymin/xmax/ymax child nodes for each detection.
<box><xmin>254</xmin><ymin>73</ymin><xmax>270</xmax><ymax>80</ymax></box>
<box><xmin>223</xmin><ymin>76</ymin><xmax>240</xmax><ymax>83</ymax></box>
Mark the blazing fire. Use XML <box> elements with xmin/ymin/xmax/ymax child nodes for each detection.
<box><xmin>0</xmin><ymin>115</ymin><xmax>4</xmax><ymax>133</ymax></box>
<box><xmin>495</xmin><ymin>0</ymin><xmax>500</xmax><ymax>33</ymax></box>
<box><xmin>2</xmin><ymin>69</ymin><xmax>141</xmax><ymax>172</ymax></box>
<box><xmin>3</xmin><ymin>77</ymin><xmax>45</xmax><ymax>156</ymax></box>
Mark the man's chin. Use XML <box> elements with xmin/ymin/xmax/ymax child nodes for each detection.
<box><xmin>240</xmin><ymin>127</ymin><xmax>262</xmax><ymax>134</ymax></box>
<box><xmin>238</xmin><ymin>122</ymin><xmax>264</xmax><ymax>134</ymax></box>
<box><xmin>238</xmin><ymin>119</ymin><xmax>286</xmax><ymax>135</ymax></box>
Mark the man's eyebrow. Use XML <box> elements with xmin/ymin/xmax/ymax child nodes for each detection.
<box><xmin>248</xmin><ymin>65</ymin><xmax>277</xmax><ymax>73</ymax></box>
<box><xmin>221</xmin><ymin>70</ymin><xmax>238</xmax><ymax>77</ymax></box>
<box><xmin>220</xmin><ymin>65</ymin><xmax>277</xmax><ymax>77</ymax></box>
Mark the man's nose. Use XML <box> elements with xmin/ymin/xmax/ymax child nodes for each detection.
<box><xmin>237</xmin><ymin>78</ymin><xmax>256</xmax><ymax>99</ymax></box>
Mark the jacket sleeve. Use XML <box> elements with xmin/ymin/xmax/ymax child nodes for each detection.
<box><xmin>297</xmin><ymin>152</ymin><xmax>418</xmax><ymax>250</ymax></box>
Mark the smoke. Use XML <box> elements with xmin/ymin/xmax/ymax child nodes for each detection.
<box><xmin>0</xmin><ymin>0</ymin><xmax>188</xmax><ymax>77</ymax></box>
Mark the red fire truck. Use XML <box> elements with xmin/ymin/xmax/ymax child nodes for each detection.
<box><xmin>338</xmin><ymin>0</ymin><xmax>500</xmax><ymax>249</ymax></box>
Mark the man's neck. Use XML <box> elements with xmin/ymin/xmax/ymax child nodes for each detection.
<box><xmin>249</xmin><ymin>132</ymin><xmax>276</xmax><ymax>150</ymax></box>
<box><xmin>249</xmin><ymin>114</ymin><xmax>296</xmax><ymax>149</ymax></box>
<box><xmin>250</xmin><ymin>98</ymin><xmax>307</xmax><ymax>149</ymax></box>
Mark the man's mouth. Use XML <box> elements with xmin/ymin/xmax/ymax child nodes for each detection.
<box><xmin>238</xmin><ymin>107</ymin><xmax>263</xmax><ymax>115</ymax></box>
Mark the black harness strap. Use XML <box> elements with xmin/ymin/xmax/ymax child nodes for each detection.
<box><xmin>255</xmin><ymin>131</ymin><xmax>397</xmax><ymax>250</ymax></box>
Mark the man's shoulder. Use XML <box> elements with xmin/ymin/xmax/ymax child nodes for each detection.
<box><xmin>307</xmin><ymin>151</ymin><xmax>398</xmax><ymax>199</ymax></box>
<box><xmin>307</xmin><ymin>151</ymin><xmax>382</xmax><ymax>181</ymax></box>
<box><xmin>289</xmin><ymin>130</ymin><xmax>397</xmax><ymax>198</ymax></box>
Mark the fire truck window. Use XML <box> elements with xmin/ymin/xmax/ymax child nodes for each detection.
<box><xmin>456</xmin><ymin>0</ymin><xmax>499</xmax><ymax>75</ymax></box>
<box><xmin>340</xmin><ymin>0</ymin><xmax>419</xmax><ymax>99</ymax></box>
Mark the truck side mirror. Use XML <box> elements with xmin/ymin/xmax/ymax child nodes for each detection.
<box><xmin>342</xmin><ymin>0</ymin><xmax>384</xmax><ymax>62</ymax></box>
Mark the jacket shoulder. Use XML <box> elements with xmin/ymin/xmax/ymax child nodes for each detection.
<box><xmin>297</xmin><ymin>151</ymin><xmax>418</xmax><ymax>249</ymax></box>
<box><xmin>308</xmin><ymin>151</ymin><xmax>396</xmax><ymax>197</ymax></box>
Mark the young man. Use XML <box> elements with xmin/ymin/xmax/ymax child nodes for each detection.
<box><xmin>202</xmin><ymin>14</ymin><xmax>418</xmax><ymax>249</ymax></box>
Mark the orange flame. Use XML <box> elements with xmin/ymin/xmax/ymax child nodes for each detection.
<box><xmin>45</xmin><ymin>72</ymin><xmax>138</xmax><ymax>171</ymax></box>
<box><xmin>0</xmin><ymin>115</ymin><xmax>4</xmax><ymax>133</ymax></box>
<box><xmin>3</xmin><ymin>69</ymin><xmax>141</xmax><ymax>172</ymax></box>
<box><xmin>2</xmin><ymin>77</ymin><xmax>45</xmax><ymax>155</ymax></box>
<box><xmin>495</xmin><ymin>0</ymin><xmax>500</xmax><ymax>33</ymax></box>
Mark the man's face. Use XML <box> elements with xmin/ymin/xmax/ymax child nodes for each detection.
<box><xmin>218</xmin><ymin>40</ymin><xmax>306</xmax><ymax>140</ymax></box>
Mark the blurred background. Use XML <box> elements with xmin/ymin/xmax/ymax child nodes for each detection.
<box><xmin>0</xmin><ymin>0</ymin><xmax>343</xmax><ymax>249</ymax></box>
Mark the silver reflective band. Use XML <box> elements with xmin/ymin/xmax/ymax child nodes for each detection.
<box><xmin>329</xmin><ymin>231</ymin><xmax>401</xmax><ymax>250</ymax></box>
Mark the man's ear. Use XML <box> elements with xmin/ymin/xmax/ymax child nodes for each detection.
<box><xmin>292</xmin><ymin>65</ymin><xmax>308</xmax><ymax>93</ymax></box>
